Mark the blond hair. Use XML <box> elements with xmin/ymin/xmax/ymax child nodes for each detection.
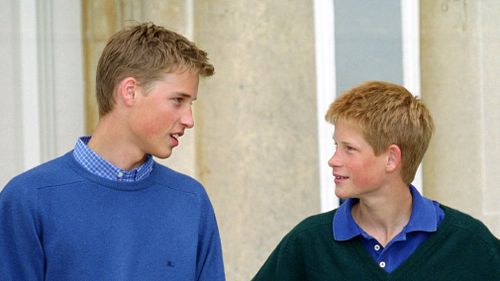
<box><xmin>95</xmin><ymin>22</ymin><xmax>214</xmax><ymax>116</ymax></box>
<box><xmin>325</xmin><ymin>81</ymin><xmax>434</xmax><ymax>184</ymax></box>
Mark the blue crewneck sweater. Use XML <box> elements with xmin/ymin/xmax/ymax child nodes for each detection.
<box><xmin>0</xmin><ymin>152</ymin><xmax>225</xmax><ymax>281</ymax></box>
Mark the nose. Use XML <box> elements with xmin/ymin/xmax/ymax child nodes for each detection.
<box><xmin>181</xmin><ymin>107</ymin><xmax>194</xmax><ymax>129</ymax></box>
<box><xmin>328</xmin><ymin>150</ymin><xmax>341</xmax><ymax>168</ymax></box>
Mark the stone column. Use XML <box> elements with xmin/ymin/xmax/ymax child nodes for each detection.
<box><xmin>421</xmin><ymin>0</ymin><xmax>500</xmax><ymax>236</ymax></box>
<box><xmin>82</xmin><ymin>0</ymin><xmax>121</xmax><ymax>134</ymax></box>
<box><xmin>194</xmin><ymin>1</ymin><xmax>320</xmax><ymax>279</ymax></box>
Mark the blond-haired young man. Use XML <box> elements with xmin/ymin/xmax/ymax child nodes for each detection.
<box><xmin>0</xmin><ymin>23</ymin><xmax>225</xmax><ymax>281</ymax></box>
<box><xmin>253</xmin><ymin>81</ymin><xmax>500</xmax><ymax>280</ymax></box>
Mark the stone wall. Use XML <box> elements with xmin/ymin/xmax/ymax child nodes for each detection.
<box><xmin>421</xmin><ymin>0</ymin><xmax>500</xmax><ymax>236</ymax></box>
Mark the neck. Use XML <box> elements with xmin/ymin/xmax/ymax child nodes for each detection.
<box><xmin>351</xmin><ymin>183</ymin><xmax>412</xmax><ymax>246</ymax></box>
<box><xmin>88</xmin><ymin>115</ymin><xmax>146</xmax><ymax>171</ymax></box>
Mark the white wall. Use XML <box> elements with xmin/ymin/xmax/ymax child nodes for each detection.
<box><xmin>0</xmin><ymin>0</ymin><xmax>84</xmax><ymax>189</ymax></box>
<box><xmin>0</xmin><ymin>0</ymin><xmax>24</xmax><ymax>188</ymax></box>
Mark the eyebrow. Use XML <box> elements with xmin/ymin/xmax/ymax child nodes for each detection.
<box><xmin>333</xmin><ymin>138</ymin><xmax>357</xmax><ymax>147</ymax></box>
<box><xmin>174</xmin><ymin>92</ymin><xmax>197</xmax><ymax>101</ymax></box>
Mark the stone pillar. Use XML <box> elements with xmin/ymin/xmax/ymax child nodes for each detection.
<box><xmin>421</xmin><ymin>0</ymin><xmax>500</xmax><ymax>236</ymax></box>
<box><xmin>82</xmin><ymin>0</ymin><xmax>121</xmax><ymax>134</ymax></box>
<box><xmin>194</xmin><ymin>1</ymin><xmax>320</xmax><ymax>279</ymax></box>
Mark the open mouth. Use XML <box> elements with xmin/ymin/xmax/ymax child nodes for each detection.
<box><xmin>333</xmin><ymin>173</ymin><xmax>349</xmax><ymax>184</ymax></box>
<box><xmin>170</xmin><ymin>133</ymin><xmax>182</xmax><ymax>146</ymax></box>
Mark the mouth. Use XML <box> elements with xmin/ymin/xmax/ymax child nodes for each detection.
<box><xmin>170</xmin><ymin>133</ymin><xmax>183</xmax><ymax>145</ymax></box>
<box><xmin>333</xmin><ymin>173</ymin><xmax>349</xmax><ymax>184</ymax></box>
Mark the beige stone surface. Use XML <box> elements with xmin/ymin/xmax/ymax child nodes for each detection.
<box><xmin>478</xmin><ymin>0</ymin><xmax>500</xmax><ymax>220</ymax></box>
<box><xmin>82</xmin><ymin>0</ymin><xmax>121</xmax><ymax>133</ymax></box>
<box><xmin>421</xmin><ymin>0</ymin><xmax>500</xmax><ymax>237</ymax></box>
<box><xmin>194</xmin><ymin>1</ymin><xmax>320</xmax><ymax>279</ymax></box>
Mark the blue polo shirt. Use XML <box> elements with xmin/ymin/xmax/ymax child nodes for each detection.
<box><xmin>333</xmin><ymin>185</ymin><xmax>445</xmax><ymax>272</ymax></box>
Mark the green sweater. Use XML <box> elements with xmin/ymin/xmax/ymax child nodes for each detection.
<box><xmin>253</xmin><ymin>206</ymin><xmax>500</xmax><ymax>281</ymax></box>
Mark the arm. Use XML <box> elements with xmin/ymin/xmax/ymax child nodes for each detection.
<box><xmin>195</xmin><ymin>193</ymin><xmax>226</xmax><ymax>281</ymax></box>
<box><xmin>0</xmin><ymin>182</ymin><xmax>45</xmax><ymax>280</ymax></box>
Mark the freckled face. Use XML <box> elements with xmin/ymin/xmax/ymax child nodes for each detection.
<box><xmin>127</xmin><ymin>71</ymin><xmax>199</xmax><ymax>159</ymax></box>
<box><xmin>328</xmin><ymin>120</ymin><xmax>388</xmax><ymax>199</ymax></box>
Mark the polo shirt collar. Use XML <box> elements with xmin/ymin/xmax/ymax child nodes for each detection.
<box><xmin>333</xmin><ymin>185</ymin><xmax>439</xmax><ymax>241</ymax></box>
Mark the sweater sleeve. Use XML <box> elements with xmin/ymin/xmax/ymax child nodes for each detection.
<box><xmin>0</xmin><ymin>181</ymin><xmax>45</xmax><ymax>281</ymax></box>
<box><xmin>195</xmin><ymin>189</ymin><xmax>226</xmax><ymax>281</ymax></box>
<box><xmin>252</xmin><ymin>232</ymin><xmax>306</xmax><ymax>281</ymax></box>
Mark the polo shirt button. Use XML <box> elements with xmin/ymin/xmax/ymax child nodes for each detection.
<box><xmin>117</xmin><ymin>172</ymin><xmax>124</xmax><ymax>178</ymax></box>
<box><xmin>374</xmin><ymin>244</ymin><xmax>381</xmax><ymax>251</ymax></box>
<box><xmin>379</xmin><ymin>261</ymin><xmax>386</xmax><ymax>268</ymax></box>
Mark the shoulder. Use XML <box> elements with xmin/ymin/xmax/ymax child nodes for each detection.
<box><xmin>252</xmin><ymin>210</ymin><xmax>337</xmax><ymax>280</ymax></box>
<box><xmin>280</xmin><ymin>210</ymin><xmax>336</xmax><ymax>245</ymax></box>
<box><xmin>0</xmin><ymin>153</ymin><xmax>82</xmax><ymax>208</ymax></box>
<box><xmin>442</xmin><ymin>205</ymin><xmax>493</xmax><ymax>232</ymax></box>
<box><xmin>433</xmin><ymin>205</ymin><xmax>500</xmax><ymax>274</ymax></box>
<box><xmin>440</xmin><ymin>205</ymin><xmax>500</xmax><ymax>249</ymax></box>
<box><xmin>1</xmin><ymin>153</ymin><xmax>82</xmax><ymax>198</ymax></box>
<box><xmin>292</xmin><ymin>210</ymin><xmax>335</xmax><ymax>233</ymax></box>
<box><xmin>151</xmin><ymin>162</ymin><xmax>208</xmax><ymax>198</ymax></box>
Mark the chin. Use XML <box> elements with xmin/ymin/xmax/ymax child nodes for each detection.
<box><xmin>152</xmin><ymin>149</ymin><xmax>173</xmax><ymax>159</ymax></box>
<box><xmin>335</xmin><ymin>193</ymin><xmax>350</xmax><ymax>200</ymax></box>
<box><xmin>334</xmin><ymin>187</ymin><xmax>350</xmax><ymax>199</ymax></box>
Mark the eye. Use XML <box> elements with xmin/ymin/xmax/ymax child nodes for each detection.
<box><xmin>345</xmin><ymin>146</ymin><xmax>356</xmax><ymax>152</ymax></box>
<box><xmin>173</xmin><ymin>97</ymin><xmax>184</xmax><ymax>104</ymax></box>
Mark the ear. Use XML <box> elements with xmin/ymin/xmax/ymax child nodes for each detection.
<box><xmin>116</xmin><ymin>77</ymin><xmax>139</xmax><ymax>107</ymax></box>
<box><xmin>385</xmin><ymin>144</ymin><xmax>402</xmax><ymax>172</ymax></box>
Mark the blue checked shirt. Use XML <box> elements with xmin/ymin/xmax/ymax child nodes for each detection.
<box><xmin>72</xmin><ymin>136</ymin><xmax>154</xmax><ymax>182</ymax></box>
